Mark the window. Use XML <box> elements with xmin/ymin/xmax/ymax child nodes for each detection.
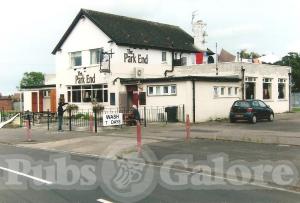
<box><xmin>278</xmin><ymin>78</ymin><xmax>286</xmax><ymax>99</ymax></box>
<box><xmin>70</xmin><ymin>51</ymin><xmax>82</xmax><ymax>67</ymax></box>
<box><xmin>228</xmin><ymin>87</ymin><xmax>232</xmax><ymax>96</ymax></box>
<box><xmin>110</xmin><ymin>93</ymin><xmax>116</xmax><ymax>105</ymax></box>
<box><xmin>162</xmin><ymin>51</ymin><xmax>167</xmax><ymax>62</ymax></box>
<box><xmin>90</xmin><ymin>48</ymin><xmax>104</xmax><ymax>64</ymax></box>
<box><xmin>163</xmin><ymin>86</ymin><xmax>169</xmax><ymax>94</ymax></box>
<box><xmin>139</xmin><ymin>92</ymin><xmax>146</xmax><ymax>105</ymax></box>
<box><xmin>43</xmin><ymin>90</ymin><xmax>50</xmax><ymax>97</ymax></box>
<box><xmin>220</xmin><ymin>87</ymin><xmax>225</xmax><ymax>95</ymax></box>
<box><xmin>181</xmin><ymin>57</ymin><xmax>187</xmax><ymax>66</ymax></box>
<box><xmin>251</xmin><ymin>100</ymin><xmax>259</xmax><ymax>107</ymax></box>
<box><xmin>235</xmin><ymin>87</ymin><xmax>239</xmax><ymax>95</ymax></box>
<box><xmin>148</xmin><ymin>86</ymin><xmax>154</xmax><ymax>95</ymax></box>
<box><xmin>245</xmin><ymin>77</ymin><xmax>256</xmax><ymax>99</ymax></box>
<box><xmin>67</xmin><ymin>84</ymin><xmax>108</xmax><ymax>103</ymax></box>
<box><xmin>171</xmin><ymin>85</ymin><xmax>176</xmax><ymax>94</ymax></box>
<box><xmin>213</xmin><ymin>87</ymin><xmax>218</xmax><ymax>97</ymax></box>
<box><xmin>156</xmin><ymin>86</ymin><xmax>161</xmax><ymax>95</ymax></box>
<box><xmin>258</xmin><ymin>101</ymin><xmax>267</xmax><ymax>108</ymax></box>
<box><xmin>263</xmin><ymin>78</ymin><xmax>272</xmax><ymax>100</ymax></box>
<box><xmin>82</xmin><ymin>85</ymin><xmax>92</xmax><ymax>102</ymax></box>
<box><xmin>147</xmin><ymin>85</ymin><xmax>176</xmax><ymax>96</ymax></box>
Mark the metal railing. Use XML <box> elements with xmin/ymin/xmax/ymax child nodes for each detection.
<box><xmin>2</xmin><ymin>105</ymin><xmax>185</xmax><ymax>132</ymax></box>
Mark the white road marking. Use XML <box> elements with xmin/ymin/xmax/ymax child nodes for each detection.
<box><xmin>0</xmin><ymin>166</ymin><xmax>53</xmax><ymax>185</ymax></box>
<box><xmin>97</xmin><ymin>198</ymin><xmax>114</xmax><ymax>203</ymax></box>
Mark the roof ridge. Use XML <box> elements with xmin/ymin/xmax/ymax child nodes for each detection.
<box><xmin>82</xmin><ymin>8</ymin><xmax>181</xmax><ymax>29</ymax></box>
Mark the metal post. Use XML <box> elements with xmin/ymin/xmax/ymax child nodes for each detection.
<box><xmin>47</xmin><ymin>109</ymin><xmax>50</xmax><ymax>131</ymax></box>
<box><xmin>182</xmin><ymin>104</ymin><xmax>185</xmax><ymax>122</ymax></box>
<box><xmin>69</xmin><ymin>109</ymin><xmax>72</xmax><ymax>131</ymax></box>
<box><xmin>144</xmin><ymin>106</ymin><xmax>146</xmax><ymax>127</ymax></box>
<box><xmin>94</xmin><ymin>111</ymin><xmax>97</xmax><ymax>133</ymax></box>
<box><xmin>289</xmin><ymin>72</ymin><xmax>292</xmax><ymax>112</ymax></box>
<box><xmin>32</xmin><ymin>112</ymin><xmax>35</xmax><ymax>126</ymax></box>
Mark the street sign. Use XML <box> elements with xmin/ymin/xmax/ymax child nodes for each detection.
<box><xmin>103</xmin><ymin>113</ymin><xmax>123</xmax><ymax>126</ymax></box>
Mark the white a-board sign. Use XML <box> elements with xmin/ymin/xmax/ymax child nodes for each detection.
<box><xmin>103</xmin><ymin>113</ymin><xmax>123</xmax><ymax>126</ymax></box>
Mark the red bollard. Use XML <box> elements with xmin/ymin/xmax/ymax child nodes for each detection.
<box><xmin>26</xmin><ymin>120</ymin><xmax>32</xmax><ymax>142</ymax></box>
<box><xmin>136</xmin><ymin>121</ymin><xmax>142</xmax><ymax>153</ymax></box>
<box><xmin>89</xmin><ymin>113</ymin><xmax>94</xmax><ymax>132</ymax></box>
<box><xmin>185</xmin><ymin>114</ymin><xmax>191</xmax><ymax>142</ymax></box>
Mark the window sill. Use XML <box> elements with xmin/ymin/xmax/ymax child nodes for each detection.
<box><xmin>263</xmin><ymin>100</ymin><xmax>274</xmax><ymax>102</ymax></box>
<box><xmin>278</xmin><ymin>99</ymin><xmax>288</xmax><ymax>101</ymax></box>
<box><xmin>214</xmin><ymin>96</ymin><xmax>240</xmax><ymax>99</ymax></box>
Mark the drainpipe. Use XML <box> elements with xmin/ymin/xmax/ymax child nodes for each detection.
<box><xmin>241</xmin><ymin>66</ymin><xmax>245</xmax><ymax>100</ymax></box>
<box><xmin>288</xmin><ymin>72</ymin><xmax>292</xmax><ymax>112</ymax></box>
<box><xmin>192</xmin><ymin>79</ymin><xmax>196</xmax><ymax>123</ymax></box>
<box><xmin>164</xmin><ymin>50</ymin><xmax>174</xmax><ymax>77</ymax></box>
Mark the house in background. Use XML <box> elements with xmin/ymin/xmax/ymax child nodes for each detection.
<box><xmin>20</xmin><ymin>74</ymin><xmax>56</xmax><ymax>113</ymax></box>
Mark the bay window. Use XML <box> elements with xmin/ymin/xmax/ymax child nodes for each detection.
<box><xmin>67</xmin><ymin>84</ymin><xmax>108</xmax><ymax>103</ymax></box>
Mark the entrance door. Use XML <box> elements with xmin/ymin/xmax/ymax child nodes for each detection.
<box><xmin>50</xmin><ymin>89</ymin><xmax>57</xmax><ymax>113</ymax></box>
<box><xmin>126</xmin><ymin>85</ymin><xmax>138</xmax><ymax>108</ymax></box>
<box><xmin>32</xmin><ymin>92</ymin><xmax>38</xmax><ymax>112</ymax></box>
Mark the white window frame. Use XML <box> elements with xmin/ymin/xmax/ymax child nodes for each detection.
<box><xmin>263</xmin><ymin>78</ymin><xmax>273</xmax><ymax>100</ymax></box>
<box><xmin>147</xmin><ymin>84</ymin><xmax>177</xmax><ymax>96</ymax></box>
<box><xmin>278</xmin><ymin>78</ymin><xmax>287</xmax><ymax>99</ymax></box>
<box><xmin>70</xmin><ymin>51</ymin><xmax>82</xmax><ymax>68</ymax></box>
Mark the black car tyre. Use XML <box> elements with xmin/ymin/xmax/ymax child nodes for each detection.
<box><xmin>251</xmin><ymin>115</ymin><xmax>257</xmax><ymax>124</ymax></box>
<box><xmin>268</xmin><ymin>114</ymin><xmax>274</xmax><ymax>122</ymax></box>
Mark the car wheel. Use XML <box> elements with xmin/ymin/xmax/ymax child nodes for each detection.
<box><xmin>268</xmin><ymin>114</ymin><xmax>274</xmax><ymax>122</ymax></box>
<box><xmin>251</xmin><ymin>115</ymin><xmax>257</xmax><ymax>124</ymax></box>
<box><xmin>230</xmin><ymin>118</ymin><xmax>236</xmax><ymax>123</ymax></box>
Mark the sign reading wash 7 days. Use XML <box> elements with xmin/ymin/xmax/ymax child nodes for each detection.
<box><xmin>103</xmin><ymin>113</ymin><xmax>123</xmax><ymax>126</ymax></box>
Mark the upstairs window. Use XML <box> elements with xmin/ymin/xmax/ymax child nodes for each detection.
<box><xmin>70</xmin><ymin>51</ymin><xmax>82</xmax><ymax>67</ymax></box>
<box><xmin>90</xmin><ymin>48</ymin><xmax>104</xmax><ymax>64</ymax></box>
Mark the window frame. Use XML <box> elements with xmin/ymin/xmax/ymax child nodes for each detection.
<box><xmin>147</xmin><ymin>84</ymin><xmax>177</xmax><ymax>96</ymax></box>
<box><xmin>70</xmin><ymin>51</ymin><xmax>82</xmax><ymax>67</ymax></box>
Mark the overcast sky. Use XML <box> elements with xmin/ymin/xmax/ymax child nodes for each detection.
<box><xmin>0</xmin><ymin>0</ymin><xmax>299</xmax><ymax>95</ymax></box>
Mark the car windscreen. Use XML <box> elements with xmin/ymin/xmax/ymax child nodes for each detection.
<box><xmin>233</xmin><ymin>101</ymin><xmax>250</xmax><ymax>108</ymax></box>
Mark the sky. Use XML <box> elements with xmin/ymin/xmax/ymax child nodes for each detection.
<box><xmin>0</xmin><ymin>0</ymin><xmax>299</xmax><ymax>95</ymax></box>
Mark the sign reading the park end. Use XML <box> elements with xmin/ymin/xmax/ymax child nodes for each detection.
<box><xmin>103</xmin><ymin>113</ymin><xmax>123</xmax><ymax>126</ymax></box>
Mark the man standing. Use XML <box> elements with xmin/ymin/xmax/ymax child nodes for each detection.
<box><xmin>132</xmin><ymin>105</ymin><xmax>141</xmax><ymax>125</ymax></box>
<box><xmin>57</xmin><ymin>101</ymin><xmax>68</xmax><ymax>131</ymax></box>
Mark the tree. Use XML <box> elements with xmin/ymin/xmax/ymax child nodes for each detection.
<box><xmin>20</xmin><ymin>72</ymin><xmax>45</xmax><ymax>87</ymax></box>
<box><xmin>240</xmin><ymin>49</ymin><xmax>261</xmax><ymax>59</ymax></box>
<box><xmin>274</xmin><ymin>52</ymin><xmax>300</xmax><ymax>92</ymax></box>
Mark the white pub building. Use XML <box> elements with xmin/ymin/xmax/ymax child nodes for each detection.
<box><xmin>21</xmin><ymin>9</ymin><xmax>291</xmax><ymax>122</ymax></box>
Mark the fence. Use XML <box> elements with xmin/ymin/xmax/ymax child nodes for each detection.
<box><xmin>0</xmin><ymin>109</ymin><xmax>20</xmax><ymax>123</ymax></box>
<box><xmin>292</xmin><ymin>92</ymin><xmax>300</xmax><ymax>108</ymax></box>
<box><xmin>7</xmin><ymin>105</ymin><xmax>184</xmax><ymax>132</ymax></box>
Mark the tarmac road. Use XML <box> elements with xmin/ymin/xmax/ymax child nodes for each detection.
<box><xmin>0</xmin><ymin>144</ymin><xmax>300</xmax><ymax>203</ymax></box>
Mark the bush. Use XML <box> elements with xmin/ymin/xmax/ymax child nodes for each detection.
<box><xmin>92</xmin><ymin>104</ymin><xmax>104</xmax><ymax>113</ymax></box>
<box><xmin>66</xmin><ymin>104</ymin><xmax>79</xmax><ymax>111</ymax></box>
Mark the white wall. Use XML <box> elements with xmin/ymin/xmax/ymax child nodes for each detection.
<box><xmin>23</xmin><ymin>91</ymin><xmax>33</xmax><ymax>111</ymax></box>
<box><xmin>54</xmin><ymin>17</ymin><xmax>195</xmax><ymax>110</ymax></box>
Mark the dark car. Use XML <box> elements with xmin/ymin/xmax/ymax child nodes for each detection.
<box><xmin>229</xmin><ymin>100</ymin><xmax>274</xmax><ymax>124</ymax></box>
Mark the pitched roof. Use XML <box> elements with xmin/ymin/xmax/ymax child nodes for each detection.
<box><xmin>52</xmin><ymin>9</ymin><xmax>200</xmax><ymax>54</ymax></box>
<box><xmin>218</xmin><ymin>48</ymin><xmax>236</xmax><ymax>62</ymax></box>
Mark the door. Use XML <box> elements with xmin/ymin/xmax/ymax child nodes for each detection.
<box><xmin>39</xmin><ymin>91</ymin><xmax>43</xmax><ymax>112</ymax></box>
<box><xmin>31</xmin><ymin>92</ymin><xmax>38</xmax><ymax>112</ymax></box>
<box><xmin>50</xmin><ymin>89</ymin><xmax>57</xmax><ymax>113</ymax></box>
<box><xmin>126</xmin><ymin>85</ymin><xmax>138</xmax><ymax>108</ymax></box>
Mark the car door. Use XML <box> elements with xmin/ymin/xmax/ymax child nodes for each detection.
<box><xmin>258</xmin><ymin>100</ymin><xmax>269</xmax><ymax>118</ymax></box>
<box><xmin>251</xmin><ymin>100</ymin><xmax>262</xmax><ymax>118</ymax></box>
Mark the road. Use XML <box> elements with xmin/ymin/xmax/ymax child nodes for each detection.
<box><xmin>0</xmin><ymin>144</ymin><xmax>299</xmax><ymax>203</ymax></box>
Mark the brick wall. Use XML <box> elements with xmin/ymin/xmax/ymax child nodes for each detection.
<box><xmin>0</xmin><ymin>99</ymin><xmax>13</xmax><ymax>111</ymax></box>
